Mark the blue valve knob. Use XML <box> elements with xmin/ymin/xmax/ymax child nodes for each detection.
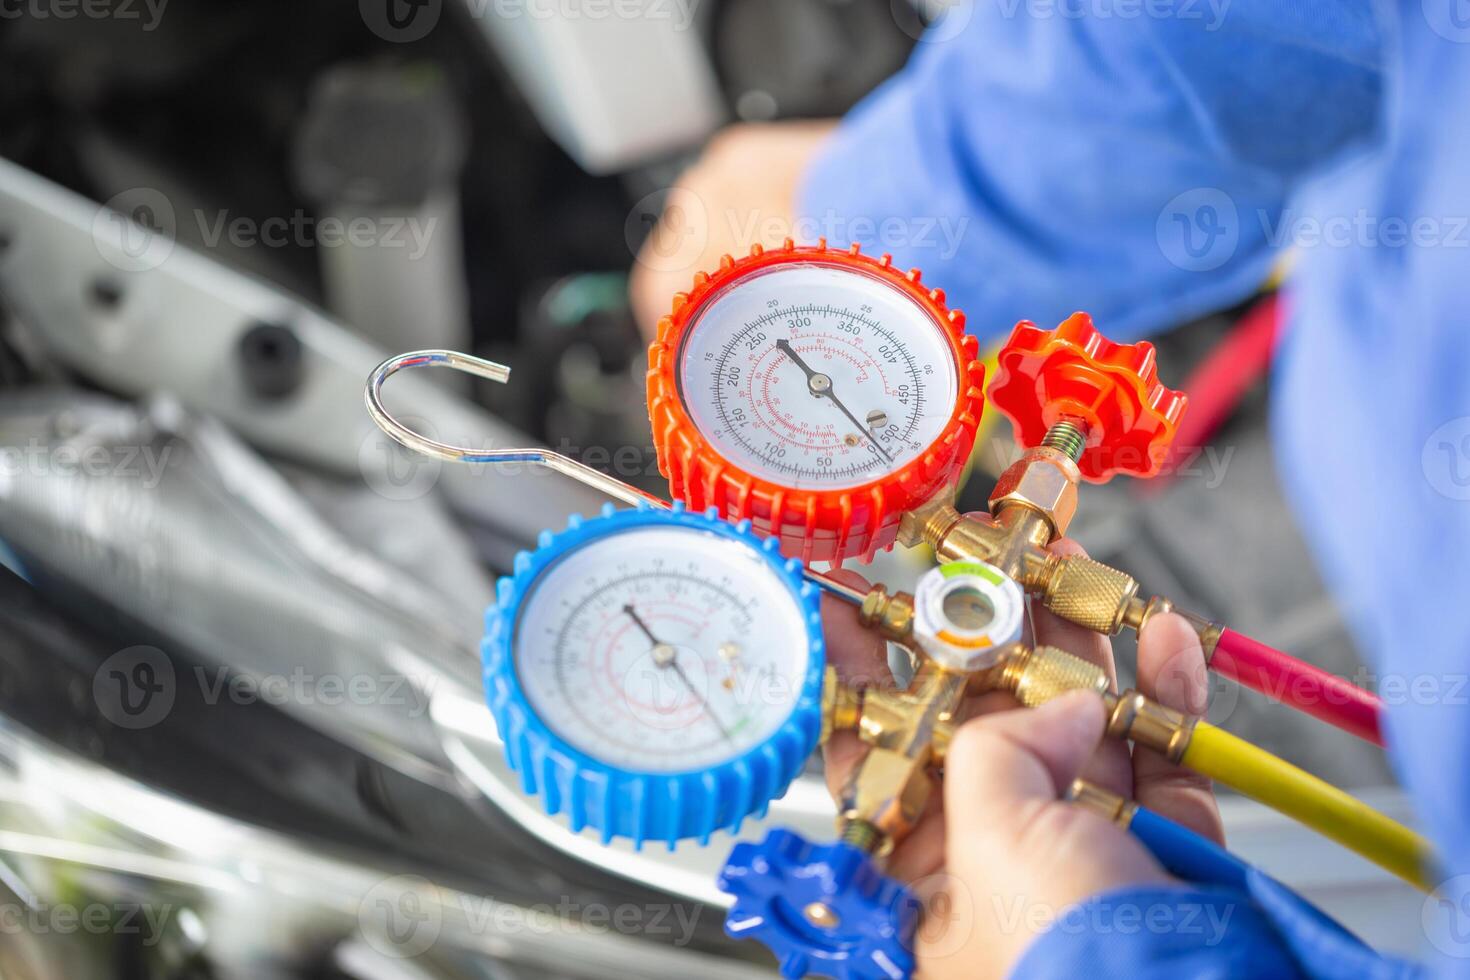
<box><xmin>718</xmin><ymin>829</ymin><xmax>919</xmax><ymax>980</ymax></box>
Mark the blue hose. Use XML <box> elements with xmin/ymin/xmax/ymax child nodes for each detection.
<box><xmin>1128</xmin><ymin>805</ymin><xmax>1251</xmax><ymax>890</ymax></box>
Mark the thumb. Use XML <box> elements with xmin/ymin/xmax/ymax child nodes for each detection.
<box><xmin>944</xmin><ymin>692</ymin><xmax>1106</xmax><ymax>831</ymax></box>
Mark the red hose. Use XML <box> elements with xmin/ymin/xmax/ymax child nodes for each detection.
<box><xmin>1211</xmin><ymin>628</ymin><xmax>1384</xmax><ymax>746</ymax></box>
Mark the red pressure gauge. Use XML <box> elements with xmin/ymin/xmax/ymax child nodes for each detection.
<box><xmin>646</xmin><ymin>241</ymin><xmax>984</xmax><ymax>563</ymax></box>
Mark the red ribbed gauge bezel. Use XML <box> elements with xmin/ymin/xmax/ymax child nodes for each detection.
<box><xmin>646</xmin><ymin>240</ymin><xmax>985</xmax><ymax>564</ymax></box>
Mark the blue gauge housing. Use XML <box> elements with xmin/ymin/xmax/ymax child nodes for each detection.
<box><xmin>482</xmin><ymin>502</ymin><xmax>826</xmax><ymax>849</ymax></box>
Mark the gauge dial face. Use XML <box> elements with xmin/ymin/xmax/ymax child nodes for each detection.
<box><xmin>512</xmin><ymin>526</ymin><xmax>810</xmax><ymax>774</ymax></box>
<box><xmin>676</xmin><ymin>262</ymin><xmax>961</xmax><ymax>491</ymax></box>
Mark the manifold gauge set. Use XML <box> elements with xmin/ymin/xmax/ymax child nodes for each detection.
<box><xmin>366</xmin><ymin>242</ymin><xmax>1431</xmax><ymax>980</ymax></box>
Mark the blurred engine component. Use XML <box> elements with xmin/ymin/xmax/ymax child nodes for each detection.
<box><xmin>0</xmin><ymin>157</ymin><xmax>604</xmax><ymax>551</ymax></box>
<box><xmin>294</xmin><ymin>61</ymin><xmax>471</xmax><ymax>357</ymax></box>
<box><xmin>0</xmin><ymin>387</ymin><xmax>485</xmax><ymax>778</ymax></box>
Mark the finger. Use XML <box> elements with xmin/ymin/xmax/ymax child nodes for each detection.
<box><xmin>1132</xmin><ymin>611</ymin><xmax>1225</xmax><ymax>844</ymax></box>
<box><xmin>818</xmin><ymin>569</ymin><xmax>892</xmax><ymax>690</ymax></box>
<box><xmin>944</xmin><ymin>692</ymin><xmax>1106</xmax><ymax>833</ymax></box>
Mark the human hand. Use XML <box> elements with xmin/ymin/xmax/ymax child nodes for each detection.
<box><xmin>819</xmin><ymin>539</ymin><xmax>1222</xmax><ymax>979</ymax></box>
<box><xmin>629</xmin><ymin>120</ymin><xmax>835</xmax><ymax>341</ymax></box>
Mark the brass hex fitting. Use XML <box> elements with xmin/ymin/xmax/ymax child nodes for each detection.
<box><xmin>1034</xmin><ymin>555</ymin><xmax>1140</xmax><ymax>635</ymax></box>
<box><xmin>996</xmin><ymin>644</ymin><xmax>1110</xmax><ymax>707</ymax></box>
<box><xmin>988</xmin><ymin>447</ymin><xmax>1081</xmax><ymax>538</ymax></box>
<box><xmin>839</xmin><ymin>746</ymin><xmax>934</xmax><ymax>840</ymax></box>
<box><xmin>1106</xmin><ymin>690</ymin><xmax>1196</xmax><ymax>763</ymax></box>
<box><xmin>859</xmin><ymin>586</ymin><xmax>916</xmax><ymax>643</ymax></box>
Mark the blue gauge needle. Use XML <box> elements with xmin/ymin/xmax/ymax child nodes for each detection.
<box><xmin>623</xmin><ymin>604</ymin><xmax>734</xmax><ymax>743</ymax></box>
<box><xmin>774</xmin><ymin>338</ymin><xmax>894</xmax><ymax>463</ymax></box>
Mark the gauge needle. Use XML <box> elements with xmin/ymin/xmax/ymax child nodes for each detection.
<box><xmin>774</xmin><ymin>339</ymin><xmax>894</xmax><ymax>463</ymax></box>
<box><xmin>623</xmin><ymin>604</ymin><xmax>734</xmax><ymax>743</ymax></box>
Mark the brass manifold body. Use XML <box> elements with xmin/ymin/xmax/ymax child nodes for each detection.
<box><xmin>895</xmin><ymin>438</ymin><xmax>1224</xmax><ymax>658</ymax></box>
<box><xmin>825</xmin><ymin>639</ymin><xmax>1197</xmax><ymax>855</ymax></box>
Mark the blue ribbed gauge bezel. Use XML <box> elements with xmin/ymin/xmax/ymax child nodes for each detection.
<box><xmin>482</xmin><ymin>502</ymin><xmax>825</xmax><ymax>849</ymax></box>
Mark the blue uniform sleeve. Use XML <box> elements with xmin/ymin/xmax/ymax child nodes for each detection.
<box><xmin>1012</xmin><ymin>877</ymin><xmax>1420</xmax><ymax>980</ymax></box>
<box><xmin>797</xmin><ymin>0</ymin><xmax>1381</xmax><ymax>340</ymax></box>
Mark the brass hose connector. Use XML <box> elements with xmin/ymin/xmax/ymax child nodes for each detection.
<box><xmin>1121</xmin><ymin>595</ymin><xmax>1225</xmax><ymax>661</ymax></box>
<box><xmin>1030</xmin><ymin>554</ymin><xmax>1140</xmax><ymax>635</ymax></box>
<box><xmin>1105</xmin><ymin>690</ymin><xmax>1197</xmax><ymax>763</ymax></box>
<box><xmin>994</xmin><ymin>644</ymin><xmax>1110</xmax><ymax>706</ymax></box>
<box><xmin>980</xmin><ymin>645</ymin><xmax>1199</xmax><ymax>764</ymax></box>
<box><xmin>1067</xmin><ymin>778</ymin><xmax>1137</xmax><ymax>827</ymax></box>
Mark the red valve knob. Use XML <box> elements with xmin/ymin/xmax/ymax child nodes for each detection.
<box><xmin>988</xmin><ymin>313</ymin><xmax>1187</xmax><ymax>482</ymax></box>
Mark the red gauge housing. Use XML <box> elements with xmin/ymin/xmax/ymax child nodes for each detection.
<box><xmin>646</xmin><ymin>240</ymin><xmax>984</xmax><ymax>564</ymax></box>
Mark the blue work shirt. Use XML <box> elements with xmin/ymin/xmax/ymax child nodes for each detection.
<box><xmin>800</xmin><ymin>0</ymin><xmax>1470</xmax><ymax>975</ymax></box>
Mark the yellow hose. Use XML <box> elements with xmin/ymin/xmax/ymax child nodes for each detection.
<box><xmin>1182</xmin><ymin>722</ymin><xmax>1434</xmax><ymax>891</ymax></box>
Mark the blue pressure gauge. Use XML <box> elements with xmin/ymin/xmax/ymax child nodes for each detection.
<box><xmin>483</xmin><ymin>503</ymin><xmax>826</xmax><ymax>848</ymax></box>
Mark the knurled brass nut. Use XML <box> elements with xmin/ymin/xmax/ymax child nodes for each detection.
<box><xmin>988</xmin><ymin>449</ymin><xmax>1080</xmax><ymax>536</ymax></box>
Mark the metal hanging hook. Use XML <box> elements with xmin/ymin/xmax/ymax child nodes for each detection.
<box><xmin>364</xmin><ymin>349</ymin><xmax>871</xmax><ymax>606</ymax></box>
<box><xmin>365</xmin><ymin>350</ymin><xmax>666</xmax><ymax>509</ymax></box>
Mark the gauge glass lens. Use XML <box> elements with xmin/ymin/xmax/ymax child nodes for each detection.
<box><xmin>513</xmin><ymin>526</ymin><xmax>810</xmax><ymax>774</ymax></box>
<box><xmin>677</xmin><ymin>262</ymin><xmax>960</xmax><ymax>490</ymax></box>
